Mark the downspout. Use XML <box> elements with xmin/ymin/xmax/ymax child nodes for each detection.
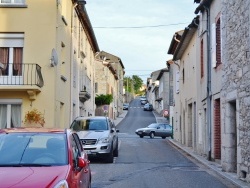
<box><xmin>204</xmin><ymin>5</ymin><xmax>212</xmax><ymax>161</ymax></box>
<box><xmin>173</xmin><ymin>34</ymin><xmax>181</xmax><ymax>70</ymax></box>
<box><xmin>70</xmin><ymin>3</ymin><xmax>76</xmax><ymax>123</ymax></box>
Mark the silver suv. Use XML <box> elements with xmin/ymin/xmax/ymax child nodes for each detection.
<box><xmin>70</xmin><ymin>116</ymin><xmax>119</xmax><ymax>163</ymax></box>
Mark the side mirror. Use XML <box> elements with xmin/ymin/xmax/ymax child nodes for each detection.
<box><xmin>78</xmin><ymin>157</ymin><xmax>86</xmax><ymax>168</ymax></box>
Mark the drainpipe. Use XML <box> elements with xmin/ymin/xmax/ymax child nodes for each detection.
<box><xmin>204</xmin><ymin>5</ymin><xmax>212</xmax><ymax>161</ymax></box>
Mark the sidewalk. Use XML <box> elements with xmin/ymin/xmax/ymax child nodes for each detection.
<box><xmin>114</xmin><ymin>110</ymin><xmax>128</xmax><ymax>126</ymax></box>
<box><xmin>115</xmin><ymin>110</ymin><xmax>250</xmax><ymax>188</ymax></box>
<box><xmin>152</xmin><ymin>111</ymin><xmax>249</xmax><ymax>188</ymax></box>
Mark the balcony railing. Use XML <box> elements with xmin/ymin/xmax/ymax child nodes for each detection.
<box><xmin>0</xmin><ymin>63</ymin><xmax>44</xmax><ymax>87</ymax></box>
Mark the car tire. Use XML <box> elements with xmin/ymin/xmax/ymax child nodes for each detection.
<box><xmin>113</xmin><ymin>140</ymin><xmax>118</xmax><ymax>157</ymax></box>
<box><xmin>106</xmin><ymin>146</ymin><xmax>114</xmax><ymax>163</ymax></box>
<box><xmin>162</xmin><ymin>136</ymin><xmax>166</xmax><ymax>139</ymax></box>
<box><xmin>139</xmin><ymin>135</ymin><xmax>144</xmax><ymax>138</ymax></box>
<box><xmin>149</xmin><ymin>132</ymin><xmax>155</xmax><ymax>139</ymax></box>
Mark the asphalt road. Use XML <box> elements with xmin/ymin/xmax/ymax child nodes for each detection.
<box><xmin>89</xmin><ymin>98</ymin><xmax>238</xmax><ymax>188</ymax></box>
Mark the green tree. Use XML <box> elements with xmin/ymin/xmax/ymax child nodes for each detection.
<box><xmin>132</xmin><ymin>75</ymin><xmax>143</xmax><ymax>94</ymax></box>
<box><xmin>123</xmin><ymin>75</ymin><xmax>144</xmax><ymax>95</ymax></box>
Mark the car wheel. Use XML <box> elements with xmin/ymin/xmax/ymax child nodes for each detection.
<box><xmin>113</xmin><ymin>140</ymin><xmax>118</xmax><ymax>157</ymax></box>
<box><xmin>162</xmin><ymin>136</ymin><xmax>166</xmax><ymax>139</ymax></box>
<box><xmin>149</xmin><ymin>132</ymin><xmax>155</xmax><ymax>139</ymax></box>
<box><xmin>139</xmin><ymin>135</ymin><xmax>144</xmax><ymax>138</ymax></box>
<box><xmin>106</xmin><ymin>146</ymin><xmax>114</xmax><ymax>163</ymax></box>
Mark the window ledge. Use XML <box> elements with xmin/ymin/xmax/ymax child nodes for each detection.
<box><xmin>0</xmin><ymin>4</ymin><xmax>27</xmax><ymax>8</ymax></box>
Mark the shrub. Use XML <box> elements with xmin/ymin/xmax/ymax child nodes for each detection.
<box><xmin>95</xmin><ymin>94</ymin><xmax>113</xmax><ymax>106</ymax></box>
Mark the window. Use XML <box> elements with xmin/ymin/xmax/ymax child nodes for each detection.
<box><xmin>0</xmin><ymin>99</ymin><xmax>22</xmax><ymax>128</ymax></box>
<box><xmin>0</xmin><ymin>0</ymin><xmax>25</xmax><ymax>4</ymax></box>
<box><xmin>215</xmin><ymin>18</ymin><xmax>221</xmax><ymax>66</ymax></box>
<box><xmin>182</xmin><ymin>68</ymin><xmax>185</xmax><ymax>84</ymax></box>
<box><xmin>0</xmin><ymin>47</ymin><xmax>23</xmax><ymax>76</ymax></box>
<box><xmin>211</xmin><ymin>17</ymin><xmax>221</xmax><ymax>68</ymax></box>
<box><xmin>200</xmin><ymin>39</ymin><xmax>204</xmax><ymax>78</ymax></box>
<box><xmin>71</xmin><ymin>134</ymin><xmax>83</xmax><ymax>167</ymax></box>
<box><xmin>0</xmin><ymin>34</ymin><xmax>24</xmax><ymax>77</ymax></box>
<box><xmin>95</xmin><ymin>82</ymin><xmax>98</xmax><ymax>93</ymax></box>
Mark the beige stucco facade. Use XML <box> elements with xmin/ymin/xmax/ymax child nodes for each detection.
<box><xmin>0</xmin><ymin>0</ymin><xmax>99</xmax><ymax>128</ymax></box>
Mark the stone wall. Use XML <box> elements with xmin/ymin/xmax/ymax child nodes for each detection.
<box><xmin>221</xmin><ymin>0</ymin><xmax>250</xmax><ymax>182</ymax></box>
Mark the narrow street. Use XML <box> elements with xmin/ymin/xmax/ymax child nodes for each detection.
<box><xmin>89</xmin><ymin>99</ymin><xmax>237</xmax><ymax>188</ymax></box>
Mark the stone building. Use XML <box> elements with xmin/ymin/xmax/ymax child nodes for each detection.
<box><xmin>95</xmin><ymin>51</ymin><xmax>125</xmax><ymax>119</ymax></box>
<box><xmin>221</xmin><ymin>0</ymin><xmax>250</xmax><ymax>182</ymax></box>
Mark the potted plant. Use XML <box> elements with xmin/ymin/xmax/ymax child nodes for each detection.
<box><xmin>95</xmin><ymin>94</ymin><xmax>113</xmax><ymax>106</ymax></box>
<box><xmin>24</xmin><ymin>108</ymin><xmax>45</xmax><ymax>127</ymax></box>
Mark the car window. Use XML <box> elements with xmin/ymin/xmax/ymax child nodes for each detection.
<box><xmin>71</xmin><ymin>119</ymin><xmax>108</xmax><ymax>131</ymax></box>
<box><xmin>166</xmin><ymin>125</ymin><xmax>172</xmax><ymax>130</ymax></box>
<box><xmin>148</xmin><ymin>124</ymin><xmax>157</xmax><ymax>128</ymax></box>
<box><xmin>0</xmin><ymin>133</ymin><xmax>67</xmax><ymax>165</ymax></box>
<box><xmin>109</xmin><ymin>119</ymin><xmax>114</xmax><ymax>129</ymax></box>
<box><xmin>159</xmin><ymin>124</ymin><xmax>165</xmax><ymax>129</ymax></box>
<box><xmin>71</xmin><ymin>134</ymin><xmax>82</xmax><ymax>167</ymax></box>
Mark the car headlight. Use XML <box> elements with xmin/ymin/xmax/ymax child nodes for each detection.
<box><xmin>99</xmin><ymin>137</ymin><xmax>110</xmax><ymax>143</ymax></box>
<box><xmin>54</xmin><ymin>180</ymin><xmax>69</xmax><ymax>188</ymax></box>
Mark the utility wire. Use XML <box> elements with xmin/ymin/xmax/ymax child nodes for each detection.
<box><xmin>93</xmin><ymin>22</ymin><xmax>189</xmax><ymax>29</ymax></box>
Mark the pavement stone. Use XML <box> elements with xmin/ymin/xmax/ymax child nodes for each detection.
<box><xmin>114</xmin><ymin>110</ymin><xmax>250</xmax><ymax>188</ymax></box>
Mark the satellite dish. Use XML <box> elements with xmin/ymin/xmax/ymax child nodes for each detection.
<box><xmin>50</xmin><ymin>48</ymin><xmax>58</xmax><ymax>67</ymax></box>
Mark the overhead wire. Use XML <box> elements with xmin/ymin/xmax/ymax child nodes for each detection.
<box><xmin>93</xmin><ymin>22</ymin><xmax>190</xmax><ymax>29</ymax></box>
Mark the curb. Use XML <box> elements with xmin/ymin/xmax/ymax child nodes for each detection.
<box><xmin>168</xmin><ymin>139</ymin><xmax>249</xmax><ymax>188</ymax></box>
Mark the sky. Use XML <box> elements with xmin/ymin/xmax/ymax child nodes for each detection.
<box><xmin>85</xmin><ymin>0</ymin><xmax>198</xmax><ymax>83</ymax></box>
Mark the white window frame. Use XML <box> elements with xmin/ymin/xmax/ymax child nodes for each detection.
<box><xmin>211</xmin><ymin>23</ymin><xmax>216</xmax><ymax>68</ymax></box>
<box><xmin>0</xmin><ymin>0</ymin><xmax>25</xmax><ymax>4</ymax></box>
<box><xmin>0</xmin><ymin>99</ymin><xmax>22</xmax><ymax>128</ymax></box>
<box><xmin>0</xmin><ymin>33</ymin><xmax>24</xmax><ymax>84</ymax></box>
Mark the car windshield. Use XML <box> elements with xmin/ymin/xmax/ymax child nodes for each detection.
<box><xmin>71</xmin><ymin>119</ymin><xmax>108</xmax><ymax>131</ymax></box>
<box><xmin>147</xmin><ymin>124</ymin><xmax>158</xmax><ymax>128</ymax></box>
<box><xmin>0</xmin><ymin>133</ymin><xmax>67</xmax><ymax>166</ymax></box>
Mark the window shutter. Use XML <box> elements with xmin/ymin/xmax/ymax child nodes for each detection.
<box><xmin>211</xmin><ymin>23</ymin><xmax>216</xmax><ymax>68</ymax></box>
<box><xmin>216</xmin><ymin>18</ymin><xmax>221</xmax><ymax>65</ymax></box>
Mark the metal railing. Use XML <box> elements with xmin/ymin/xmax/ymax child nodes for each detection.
<box><xmin>0</xmin><ymin>63</ymin><xmax>44</xmax><ymax>87</ymax></box>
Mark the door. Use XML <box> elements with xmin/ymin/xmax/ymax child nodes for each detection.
<box><xmin>71</xmin><ymin>133</ymin><xmax>90</xmax><ymax>187</ymax></box>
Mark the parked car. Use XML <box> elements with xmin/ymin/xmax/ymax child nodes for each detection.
<box><xmin>140</xmin><ymin>96</ymin><xmax>146</xmax><ymax>101</ymax></box>
<box><xmin>0</xmin><ymin>127</ymin><xmax>91</xmax><ymax>188</ymax></box>
<box><xmin>140</xmin><ymin>99</ymin><xmax>147</xmax><ymax>105</ymax></box>
<box><xmin>123</xmin><ymin>103</ymin><xmax>129</xmax><ymax>110</ymax></box>
<box><xmin>135</xmin><ymin>123</ymin><xmax>173</xmax><ymax>139</ymax></box>
<box><xmin>143</xmin><ymin>103</ymin><xmax>153</xmax><ymax>111</ymax></box>
<box><xmin>70</xmin><ymin>116</ymin><xmax>119</xmax><ymax>163</ymax></box>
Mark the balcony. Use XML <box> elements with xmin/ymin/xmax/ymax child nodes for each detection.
<box><xmin>0</xmin><ymin>63</ymin><xmax>44</xmax><ymax>100</ymax></box>
<box><xmin>79</xmin><ymin>91</ymin><xmax>91</xmax><ymax>103</ymax></box>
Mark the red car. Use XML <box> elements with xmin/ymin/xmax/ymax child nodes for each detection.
<box><xmin>0</xmin><ymin>127</ymin><xmax>91</xmax><ymax>188</ymax></box>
